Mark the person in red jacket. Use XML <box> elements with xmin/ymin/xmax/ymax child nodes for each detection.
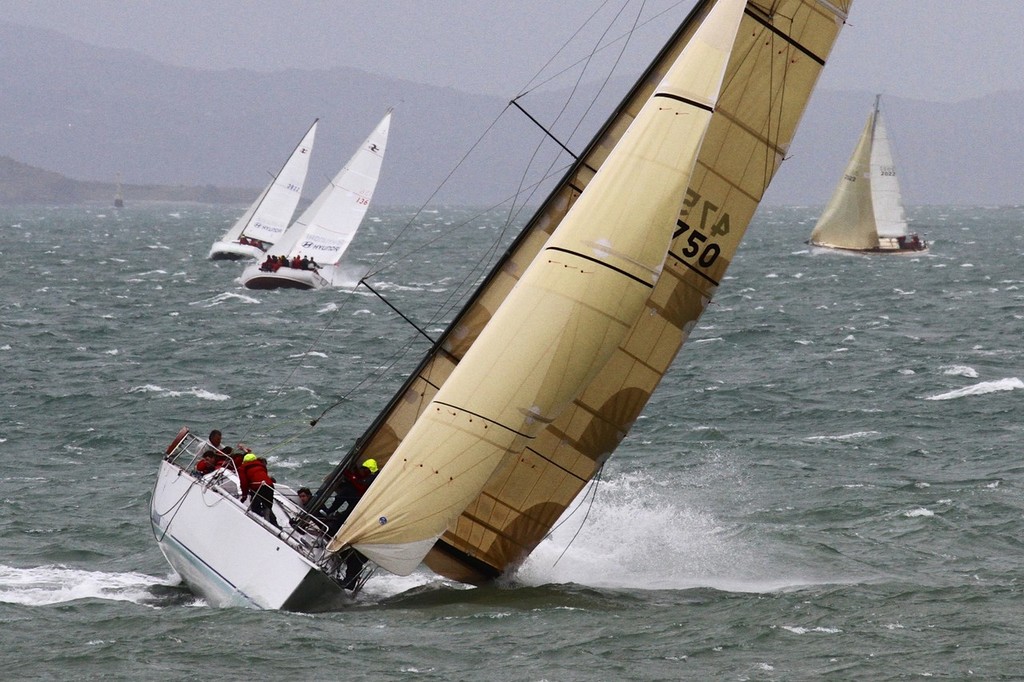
<box><xmin>324</xmin><ymin>458</ymin><xmax>378</xmax><ymax>520</ymax></box>
<box><xmin>239</xmin><ymin>453</ymin><xmax>279</xmax><ymax>528</ymax></box>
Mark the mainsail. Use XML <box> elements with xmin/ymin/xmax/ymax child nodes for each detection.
<box><xmin>810</xmin><ymin>95</ymin><xmax>911</xmax><ymax>250</ymax></box>
<box><xmin>867</xmin><ymin>97</ymin><xmax>909</xmax><ymax>238</ymax></box>
<box><xmin>216</xmin><ymin>119</ymin><xmax>318</xmax><ymax>250</ymax></box>
<box><xmin>268</xmin><ymin>111</ymin><xmax>391</xmax><ymax>266</ymax></box>
<box><xmin>326</xmin><ymin>0</ymin><xmax>850</xmax><ymax>582</ymax></box>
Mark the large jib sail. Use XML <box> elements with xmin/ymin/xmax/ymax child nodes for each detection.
<box><xmin>325</xmin><ymin>0</ymin><xmax>850</xmax><ymax>582</ymax></box>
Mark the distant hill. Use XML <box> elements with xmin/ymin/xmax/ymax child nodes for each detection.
<box><xmin>0</xmin><ymin>155</ymin><xmax>256</xmax><ymax>205</ymax></box>
<box><xmin>1</xmin><ymin>20</ymin><xmax>1021</xmax><ymax>207</ymax></box>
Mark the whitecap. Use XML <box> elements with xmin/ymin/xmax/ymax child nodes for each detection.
<box><xmin>805</xmin><ymin>431</ymin><xmax>880</xmax><ymax>442</ymax></box>
<box><xmin>128</xmin><ymin>385</ymin><xmax>229</xmax><ymax>401</ymax></box>
<box><xmin>782</xmin><ymin>625</ymin><xmax>842</xmax><ymax>635</ymax></box>
<box><xmin>0</xmin><ymin>564</ymin><xmax>173</xmax><ymax>606</ymax></box>
<box><xmin>925</xmin><ymin>378</ymin><xmax>1023</xmax><ymax>400</ymax></box>
<box><xmin>190</xmin><ymin>389</ymin><xmax>229</xmax><ymax>401</ymax></box>
<box><xmin>189</xmin><ymin>292</ymin><xmax>260</xmax><ymax>307</ymax></box>
<box><xmin>941</xmin><ymin>365</ymin><xmax>979</xmax><ymax>378</ymax></box>
<box><xmin>904</xmin><ymin>508</ymin><xmax>934</xmax><ymax>518</ymax></box>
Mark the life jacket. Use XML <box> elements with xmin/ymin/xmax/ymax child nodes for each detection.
<box><xmin>342</xmin><ymin>467</ymin><xmax>373</xmax><ymax>495</ymax></box>
<box><xmin>240</xmin><ymin>458</ymin><xmax>273</xmax><ymax>495</ymax></box>
<box><xmin>195</xmin><ymin>458</ymin><xmax>218</xmax><ymax>475</ymax></box>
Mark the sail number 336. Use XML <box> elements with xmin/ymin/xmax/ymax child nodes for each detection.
<box><xmin>677</xmin><ymin>188</ymin><xmax>729</xmax><ymax>268</ymax></box>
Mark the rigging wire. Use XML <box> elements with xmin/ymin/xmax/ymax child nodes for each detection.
<box><xmin>548</xmin><ymin>465</ymin><xmax>605</xmax><ymax>568</ymax></box>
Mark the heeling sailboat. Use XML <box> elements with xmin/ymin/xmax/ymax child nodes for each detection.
<box><xmin>317</xmin><ymin>0</ymin><xmax>850</xmax><ymax>583</ymax></box>
<box><xmin>809</xmin><ymin>95</ymin><xmax>926</xmax><ymax>253</ymax></box>
<box><xmin>239</xmin><ymin>111</ymin><xmax>391</xmax><ymax>291</ymax></box>
<box><xmin>152</xmin><ymin>0</ymin><xmax>848</xmax><ymax>611</ymax></box>
<box><xmin>208</xmin><ymin>119</ymin><xmax>318</xmax><ymax>261</ymax></box>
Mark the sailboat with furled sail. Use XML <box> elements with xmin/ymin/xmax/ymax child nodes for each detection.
<box><xmin>113</xmin><ymin>173</ymin><xmax>124</xmax><ymax>208</ymax></box>
<box><xmin>153</xmin><ymin>0</ymin><xmax>849</xmax><ymax>609</ymax></box>
<box><xmin>208</xmin><ymin>119</ymin><xmax>318</xmax><ymax>261</ymax></box>
<box><xmin>809</xmin><ymin>95</ymin><xmax>926</xmax><ymax>253</ymax></box>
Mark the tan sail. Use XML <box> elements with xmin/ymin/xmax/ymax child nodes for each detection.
<box><xmin>809</xmin><ymin>104</ymin><xmax>879</xmax><ymax>249</ymax></box>
<box><xmin>329</xmin><ymin>0</ymin><xmax>748</xmax><ymax>575</ymax></box>
<box><xmin>329</xmin><ymin>0</ymin><xmax>851</xmax><ymax>582</ymax></box>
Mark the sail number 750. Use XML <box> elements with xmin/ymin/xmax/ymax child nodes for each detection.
<box><xmin>678</xmin><ymin>188</ymin><xmax>730</xmax><ymax>268</ymax></box>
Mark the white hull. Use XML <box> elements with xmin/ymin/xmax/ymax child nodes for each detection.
<box><xmin>239</xmin><ymin>262</ymin><xmax>330</xmax><ymax>290</ymax></box>
<box><xmin>809</xmin><ymin>236</ymin><xmax>928</xmax><ymax>255</ymax></box>
<box><xmin>150</xmin><ymin>458</ymin><xmax>350</xmax><ymax>610</ymax></box>
<box><xmin>208</xmin><ymin>241</ymin><xmax>266</xmax><ymax>261</ymax></box>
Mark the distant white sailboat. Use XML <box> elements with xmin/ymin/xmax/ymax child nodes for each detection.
<box><xmin>809</xmin><ymin>95</ymin><xmax>926</xmax><ymax>253</ymax></box>
<box><xmin>208</xmin><ymin>120</ymin><xmax>318</xmax><ymax>260</ymax></box>
<box><xmin>113</xmin><ymin>173</ymin><xmax>124</xmax><ymax>208</ymax></box>
<box><xmin>240</xmin><ymin>111</ymin><xmax>391</xmax><ymax>290</ymax></box>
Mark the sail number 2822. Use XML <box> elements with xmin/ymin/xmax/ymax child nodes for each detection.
<box><xmin>677</xmin><ymin>188</ymin><xmax>729</xmax><ymax>269</ymax></box>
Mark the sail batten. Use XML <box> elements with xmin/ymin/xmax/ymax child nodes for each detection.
<box><xmin>324</xmin><ymin>0</ymin><xmax>849</xmax><ymax>583</ymax></box>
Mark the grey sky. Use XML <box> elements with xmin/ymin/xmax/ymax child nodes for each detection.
<box><xmin>3</xmin><ymin>1</ymin><xmax>1021</xmax><ymax>102</ymax></box>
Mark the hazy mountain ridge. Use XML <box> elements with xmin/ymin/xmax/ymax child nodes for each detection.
<box><xmin>1</xmin><ymin>21</ymin><xmax>1021</xmax><ymax>207</ymax></box>
<box><xmin>0</xmin><ymin>155</ymin><xmax>257</xmax><ymax>205</ymax></box>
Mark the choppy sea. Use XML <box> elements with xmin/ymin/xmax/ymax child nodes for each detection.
<box><xmin>1</xmin><ymin>202</ymin><xmax>1022</xmax><ymax>680</ymax></box>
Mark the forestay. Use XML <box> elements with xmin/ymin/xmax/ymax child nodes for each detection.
<box><xmin>331</xmin><ymin>0</ymin><xmax>850</xmax><ymax>582</ymax></box>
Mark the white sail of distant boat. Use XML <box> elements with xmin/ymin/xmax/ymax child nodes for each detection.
<box><xmin>152</xmin><ymin>0</ymin><xmax>850</xmax><ymax>610</ymax></box>
<box><xmin>239</xmin><ymin>110</ymin><xmax>391</xmax><ymax>290</ymax></box>
<box><xmin>208</xmin><ymin>119</ymin><xmax>318</xmax><ymax>260</ymax></box>
<box><xmin>809</xmin><ymin>95</ymin><xmax>926</xmax><ymax>253</ymax></box>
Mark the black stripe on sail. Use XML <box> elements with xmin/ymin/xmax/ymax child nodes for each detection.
<box><xmin>432</xmin><ymin>401</ymin><xmax>533</xmax><ymax>439</ymax></box>
<box><xmin>653</xmin><ymin>92</ymin><xmax>714</xmax><ymax>113</ymax></box>
<box><xmin>544</xmin><ymin>246</ymin><xmax>654</xmax><ymax>288</ymax></box>
<box><xmin>667</xmin><ymin>249</ymin><xmax>720</xmax><ymax>287</ymax></box>
<box><xmin>744</xmin><ymin>6</ymin><xmax>827</xmax><ymax>66</ymax></box>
